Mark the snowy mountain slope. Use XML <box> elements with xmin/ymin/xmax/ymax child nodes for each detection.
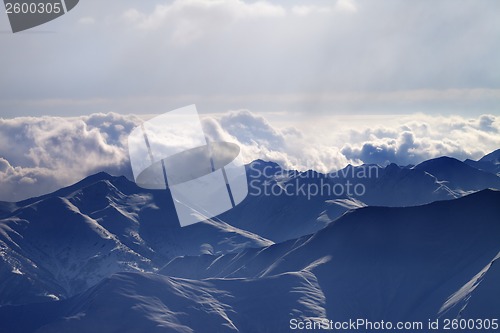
<box><xmin>479</xmin><ymin>148</ymin><xmax>500</xmax><ymax>163</ymax></box>
<box><xmin>439</xmin><ymin>251</ymin><xmax>500</xmax><ymax>319</ymax></box>
<box><xmin>415</xmin><ymin>156</ymin><xmax>500</xmax><ymax>192</ymax></box>
<box><xmin>0</xmin><ymin>270</ymin><xmax>326</xmax><ymax>333</ymax></box>
<box><xmin>0</xmin><ymin>196</ymin><xmax>153</xmax><ymax>304</ymax></box>
<box><xmin>0</xmin><ymin>202</ymin><xmax>16</xmax><ymax>218</ymax></box>
<box><xmin>0</xmin><ymin>174</ymin><xmax>272</xmax><ymax>305</ymax></box>
<box><xmin>346</xmin><ymin>163</ymin><xmax>458</xmax><ymax>206</ymax></box>
<box><xmin>465</xmin><ymin>148</ymin><xmax>500</xmax><ymax>176</ymax></box>
<box><xmin>218</xmin><ymin>160</ymin><xmax>459</xmax><ymax>242</ymax></box>
<box><xmin>1</xmin><ymin>157</ymin><xmax>458</xmax><ymax>305</ymax></box>
<box><xmin>159</xmin><ymin>235</ymin><xmax>313</xmax><ymax>280</ymax></box>
<box><xmin>2</xmin><ymin>190</ymin><xmax>498</xmax><ymax>332</ymax></box>
<box><xmin>0</xmin><ymin>152</ymin><xmax>499</xmax><ymax>325</ymax></box>
<box><xmin>162</xmin><ymin>189</ymin><xmax>500</xmax><ymax>323</ymax></box>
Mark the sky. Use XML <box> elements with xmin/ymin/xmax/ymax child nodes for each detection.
<box><xmin>0</xmin><ymin>0</ymin><xmax>499</xmax><ymax>117</ymax></box>
<box><xmin>0</xmin><ymin>0</ymin><xmax>499</xmax><ymax>201</ymax></box>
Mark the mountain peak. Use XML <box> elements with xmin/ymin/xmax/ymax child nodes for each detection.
<box><xmin>464</xmin><ymin>149</ymin><xmax>500</xmax><ymax>176</ymax></box>
<box><xmin>415</xmin><ymin>156</ymin><xmax>461</xmax><ymax>167</ymax></box>
<box><xmin>16</xmin><ymin>172</ymin><xmax>130</xmax><ymax>207</ymax></box>
<box><xmin>81</xmin><ymin>171</ymin><xmax>115</xmax><ymax>182</ymax></box>
<box><xmin>479</xmin><ymin>149</ymin><xmax>500</xmax><ymax>163</ymax></box>
<box><xmin>414</xmin><ymin>156</ymin><xmax>500</xmax><ymax>192</ymax></box>
<box><xmin>247</xmin><ymin>159</ymin><xmax>283</xmax><ymax>169</ymax></box>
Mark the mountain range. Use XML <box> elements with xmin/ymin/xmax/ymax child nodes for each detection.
<box><xmin>0</xmin><ymin>150</ymin><xmax>499</xmax><ymax>332</ymax></box>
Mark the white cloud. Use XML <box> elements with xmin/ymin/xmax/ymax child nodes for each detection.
<box><xmin>0</xmin><ymin>113</ymin><xmax>141</xmax><ymax>201</ymax></box>
<box><xmin>0</xmin><ymin>111</ymin><xmax>498</xmax><ymax>202</ymax></box>
<box><xmin>78</xmin><ymin>17</ymin><xmax>96</xmax><ymax>25</ymax></box>
<box><xmin>291</xmin><ymin>6</ymin><xmax>331</xmax><ymax>16</ymax></box>
<box><xmin>203</xmin><ymin>110</ymin><xmax>350</xmax><ymax>172</ymax></box>
<box><xmin>209</xmin><ymin>111</ymin><xmax>499</xmax><ymax>170</ymax></box>
<box><xmin>123</xmin><ymin>0</ymin><xmax>286</xmax><ymax>45</ymax></box>
<box><xmin>340</xmin><ymin>113</ymin><xmax>500</xmax><ymax>165</ymax></box>
<box><xmin>335</xmin><ymin>0</ymin><xmax>357</xmax><ymax>13</ymax></box>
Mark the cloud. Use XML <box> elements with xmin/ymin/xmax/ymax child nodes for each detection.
<box><xmin>0</xmin><ymin>113</ymin><xmax>140</xmax><ymax>201</ymax></box>
<box><xmin>341</xmin><ymin>113</ymin><xmax>500</xmax><ymax>165</ymax></box>
<box><xmin>341</xmin><ymin>131</ymin><xmax>417</xmax><ymax>166</ymax></box>
<box><xmin>78</xmin><ymin>17</ymin><xmax>96</xmax><ymax>25</ymax></box>
<box><xmin>336</xmin><ymin>0</ymin><xmax>357</xmax><ymax>12</ymax></box>
<box><xmin>1</xmin><ymin>0</ymin><xmax>499</xmax><ymax>116</ymax></box>
<box><xmin>478</xmin><ymin>114</ymin><xmax>498</xmax><ymax>132</ymax></box>
<box><xmin>202</xmin><ymin>110</ymin><xmax>350</xmax><ymax>173</ymax></box>
<box><xmin>291</xmin><ymin>0</ymin><xmax>357</xmax><ymax>16</ymax></box>
<box><xmin>205</xmin><ymin>111</ymin><xmax>499</xmax><ymax>171</ymax></box>
<box><xmin>0</xmin><ymin>111</ymin><xmax>499</xmax><ymax>201</ymax></box>
<box><xmin>123</xmin><ymin>0</ymin><xmax>286</xmax><ymax>45</ymax></box>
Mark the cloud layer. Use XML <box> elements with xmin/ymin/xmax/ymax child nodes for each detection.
<box><xmin>0</xmin><ymin>113</ymin><xmax>140</xmax><ymax>201</ymax></box>
<box><xmin>0</xmin><ymin>0</ymin><xmax>498</xmax><ymax>116</ymax></box>
<box><xmin>341</xmin><ymin>113</ymin><xmax>500</xmax><ymax>166</ymax></box>
<box><xmin>0</xmin><ymin>111</ymin><xmax>498</xmax><ymax>201</ymax></box>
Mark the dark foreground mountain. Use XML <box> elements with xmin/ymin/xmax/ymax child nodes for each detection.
<box><xmin>1</xmin><ymin>189</ymin><xmax>499</xmax><ymax>333</ymax></box>
<box><xmin>162</xmin><ymin>190</ymin><xmax>500</xmax><ymax>321</ymax></box>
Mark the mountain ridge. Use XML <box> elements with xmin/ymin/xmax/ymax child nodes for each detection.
<box><xmin>0</xmin><ymin>151</ymin><xmax>499</xmax><ymax>332</ymax></box>
<box><xmin>1</xmin><ymin>189</ymin><xmax>498</xmax><ymax>332</ymax></box>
